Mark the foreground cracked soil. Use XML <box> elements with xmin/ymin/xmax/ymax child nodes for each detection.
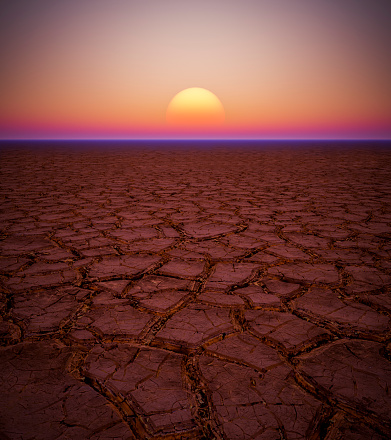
<box><xmin>1</xmin><ymin>143</ymin><xmax>391</xmax><ymax>439</ymax></box>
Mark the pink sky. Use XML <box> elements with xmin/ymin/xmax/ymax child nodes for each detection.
<box><xmin>1</xmin><ymin>0</ymin><xmax>390</xmax><ymax>139</ymax></box>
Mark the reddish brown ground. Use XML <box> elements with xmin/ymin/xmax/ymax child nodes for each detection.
<box><xmin>1</xmin><ymin>142</ymin><xmax>391</xmax><ymax>439</ymax></box>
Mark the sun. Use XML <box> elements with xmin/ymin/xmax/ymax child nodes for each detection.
<box><xmin>166</xmin><ymin>87</ymin><xmax>225</xmax><ymax>129</ymax></box>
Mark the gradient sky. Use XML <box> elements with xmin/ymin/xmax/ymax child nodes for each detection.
<box><xmin>1</xmin><ymin>0</ymin><xmax>390</xmax><ymax>139</ymax></box>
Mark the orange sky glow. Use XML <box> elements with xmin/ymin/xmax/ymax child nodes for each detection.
<box><xmin>0</xmin><ymin>0</ymin><xmax>390</xmax><ymax>139</ymax></box>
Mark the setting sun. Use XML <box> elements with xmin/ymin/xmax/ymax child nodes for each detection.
<box><xmin>166</xmin><ymin>88</ymin><xmax>225</xmax><ymax>129</ymax></box>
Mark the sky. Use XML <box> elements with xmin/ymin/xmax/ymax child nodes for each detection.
<box><xmin>0</xmin><ymin>0</ymin><xmax>390</xmax><ymax>140</ymax></box>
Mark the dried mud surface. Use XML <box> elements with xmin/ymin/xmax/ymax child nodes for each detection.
<box><xmin>1</xmin><ymin>143</ymin><xmax>391</xmax><ymax>439</ymax></box>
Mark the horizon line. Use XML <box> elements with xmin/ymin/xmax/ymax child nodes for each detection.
<box><xmin>1</xmin><ymin>137</ymin><xmax>391</xmax><ymax>142</ymax></box>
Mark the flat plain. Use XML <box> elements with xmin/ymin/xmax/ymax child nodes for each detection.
<box><xmin>1</xmin><ymin>141</ymin><xmax>391</xmax><ymax>439</ymax></box>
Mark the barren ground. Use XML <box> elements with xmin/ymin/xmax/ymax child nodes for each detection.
<box><xmin>1</xmin><ymin>142</ymin><xmax>391</xmax><ymax>439</ymax></box>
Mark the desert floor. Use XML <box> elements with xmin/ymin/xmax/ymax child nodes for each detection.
<box><xmin>1</xmin><ymin>141</ymin><xmax>391</xmax><ymax>439</ymax></box>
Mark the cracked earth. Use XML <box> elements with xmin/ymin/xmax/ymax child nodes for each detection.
<box><xmin>1</xmin><ymin>143</ymin><xmax>391</xmax><ymax>439</ymax></box>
